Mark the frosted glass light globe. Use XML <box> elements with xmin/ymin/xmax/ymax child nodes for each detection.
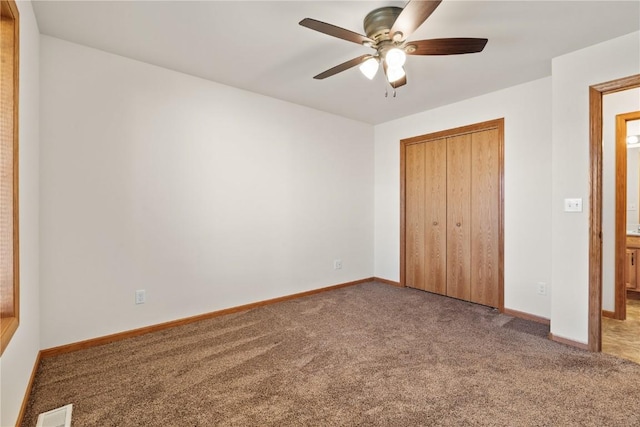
<box><xmin>359</xmin><ymin>57</ymin><xmax>379</xmax><ymax>80</ymax></box>
<box><xmin>385</xmin><ymin>48</ymin><xmax>407</xmax><ymax>68</ymax></box>
<box><xmin>386</xmin><ymin>66</ymin><xmax>406</xmax><ymax>83</ymax></box>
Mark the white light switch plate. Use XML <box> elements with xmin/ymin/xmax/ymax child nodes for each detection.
<box><xmin>564</xmin><ymin>198</ymin><xmax>583</xmax><ymax>212</ymax></box>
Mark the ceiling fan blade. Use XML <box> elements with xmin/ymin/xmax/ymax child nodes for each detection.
<box><xmin>313</xmin><ymin>55</ymin><xmax>373</xmax><ymax>80</ymax></box>
<box><xmin>390</xmin><ymin>0</ymin><xmax>442</xmax><ymax>41</ymax></box>
<box><xmin>300</xmin><ymin>18</ymin><xmax>373</xmax><ymax>45</ymax></box>
<box><xmin>382</xmin><ymin>61</ymin><xmax>407</xmax><ymax>89</ymax></box>
<box><xmin>406</xmin><ymin>38</ymin><xmax>488</xmax><ymax>55</ymax></box>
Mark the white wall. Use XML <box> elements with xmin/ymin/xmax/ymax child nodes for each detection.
<box><xmin>626</xmin><ymin>146</ymin><xmax>639</xmax><ymax>229</ymax></box>
<box><xmin>374</xmin><ymin>77</ymin><xmax>553</xmax><ymax>319</ymax></box>
<box><xmin>0</xmin><ymin>1</ymin><xmax>40</xmax><ymax>425</ymax></box>
<box><xmin>625</xmin><ymin>113</ymin><xmax>640</xmax><ymax>229</ymax></box>
<box><xmin>602</xmin><ymin>88</ymin><xmax>640</xmax><ymax>312</ymax></box>
<box><xmin>551</xmin><ymin>31</ymin><xmax>640</xmax><ymax>344</ymax></box>
<box><xmin>39</xmin><ymin>36</ymin><xmax>374</xmax><ymax>349</ymax></box>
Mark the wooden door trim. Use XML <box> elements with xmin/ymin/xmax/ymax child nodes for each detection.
<box><xmin>401</xmin><ymin>120</ymin><xmax>503</xmax><ymax>146</ymax></box>
<box><xmin>497</xmin><ymin>122</ymin><xmax>505</xmax><ymax>311</ymax></box>
<box><xmin>614</xmin><ymin>111</ymin><xmax>640</xmax><ymax>320</ymax></box>
<box><xmin>589</xmin><ymin>74</ymin><xmax>640</xmax><ymax>352</ymax></box>
<box><xmin>400</xmin><ymin>118</ymin><xmax>505</xmax><ymax>311</ymax></box>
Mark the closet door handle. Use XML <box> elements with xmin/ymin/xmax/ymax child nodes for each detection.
<box><xmin>433</xmin><ymin>221</ymin><xmax>438</xmax><ymax>226</ymax></box>
<box><xmin>456</xmin><ymin>222</ymin><xmax>461</xmax><ymax>227</ymax></box>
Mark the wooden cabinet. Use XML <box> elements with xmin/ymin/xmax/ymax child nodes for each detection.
<box><xmin>625</xmin><ymin>236</ymin><xmax>640</xmax><ymax>292</ymax></box>
<box><xmin>625</xmin><ymin>248</ymin><xmax>637</xmax><ymax>290</ymax></box>
<box><xmin>402</xmin><ymin>120</ymin><xmax>503</xmax><ymax>308</ymax></box>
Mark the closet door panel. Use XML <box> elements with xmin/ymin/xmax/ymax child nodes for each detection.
<box><xmin>470</xmin><ymin>129</ymin><xmax>500</xmax><ymax>306</ymax></box>
<box><xmin>446</xmin><ymin>134</ymin><xmax>472</xmax><ymax>301</ymax></box>
<box><xmin>405</xmin><ymin>143</ymin><xmax>426</xmax><ymax>290</ymax></box>
<box><xmin>424</xmin><ymin>138</ymin><xmax>447</xmax><ymax>295</ymax></box>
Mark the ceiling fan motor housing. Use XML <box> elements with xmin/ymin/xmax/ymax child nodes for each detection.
<box><xmin>363</xmin><ymin>7</ymin><xmax>402</xmax><ymax>41</ymax></box>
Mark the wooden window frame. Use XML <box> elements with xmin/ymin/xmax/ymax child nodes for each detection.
<box><xmin>1</xmin><ymin>0</ymin><xmax>19</xmax><ymax>356</ymax></box>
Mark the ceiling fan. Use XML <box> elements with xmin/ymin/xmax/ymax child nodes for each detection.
<box><xmin>299</xmin><ymin>0</ymin><xmax>488</xmax><ymax>88</ymax></box>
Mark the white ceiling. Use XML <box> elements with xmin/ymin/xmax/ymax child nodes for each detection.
<box><xmin>32</xmin><ymin>1</ymin><xmax>640</xmax><ymax>125</ymax></box>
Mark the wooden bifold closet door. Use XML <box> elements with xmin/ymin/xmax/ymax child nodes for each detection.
<box><xmin>401</xmin><ymin>119</ymin><xmax>503</xmax><ymax>309</ymax></box>
<box><xmin>405</xmin><ymin>139</ymin><xmax>447</xmax><ymax>295</ymax></box>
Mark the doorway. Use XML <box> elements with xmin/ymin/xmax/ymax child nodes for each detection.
<box><xmin>588</xmin><ymin>74</ymin><xmax>640</xmax><ymax>352</ymax></box>
<box><xmin>613</xmin><ymin>111</ymin><xmax>640</xmax><ymax>320</ymax></box>
<box><xmin>602</xmin><ymin>110</ymin><xmax>640</xmax><ymax>363</ymax></box>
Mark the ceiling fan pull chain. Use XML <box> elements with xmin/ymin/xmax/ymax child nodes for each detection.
<box><xmin>393</xmin><ymin>89</ymin><xmax>397</xmax><ymax>98</ymax></box>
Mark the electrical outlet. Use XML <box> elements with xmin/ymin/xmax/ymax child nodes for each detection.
<box><xmin>537</xmin><ymin>282</ymin><xmax>547</xmax><ymax>296</ymax></box>
<box><xmin>334</xmin><ymin>259</ymin><xmax>342</xmax><ymax>270</ymax></box>
<box><xmin>135</xmin><ymin>289</ymin><xmax>146</xmax><ymax>304</ymax></box>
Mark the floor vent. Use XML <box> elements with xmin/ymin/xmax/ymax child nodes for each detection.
<box><xmin>36</xmin><ymin>404</ymin><xmax>73</xmax><ymax>427</ymax></box>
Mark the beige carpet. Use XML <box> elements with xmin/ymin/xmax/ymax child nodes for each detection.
<box><xmin>22</xmin><ymin>282</ymin><xmax>640</xmax><ymax>426</ymax></box>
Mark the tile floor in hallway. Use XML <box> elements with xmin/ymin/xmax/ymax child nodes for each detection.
<box><xmin>602</xmin><ymin>294</ymin><xmax>640</xmax><ymax>364</ymax></box>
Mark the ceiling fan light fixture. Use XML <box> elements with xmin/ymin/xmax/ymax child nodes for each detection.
<box><xmin>385</xmin><ymin>48</ymin><xmax>406</xmax><ymax>68</ymax></box>
<box><xmin>299</xmin><ymin>0</ymin><xmax>488</xmax><ymax>90</ymax></box>
<box><xmin>359</xmin><ymin>57</ymin><xmax>379</xmax><ymax>80</ymax></box>
<box><xmin>386</xmin><ymin>65</ymin><xmax>406</xmax><ymax>83</ymax></box>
